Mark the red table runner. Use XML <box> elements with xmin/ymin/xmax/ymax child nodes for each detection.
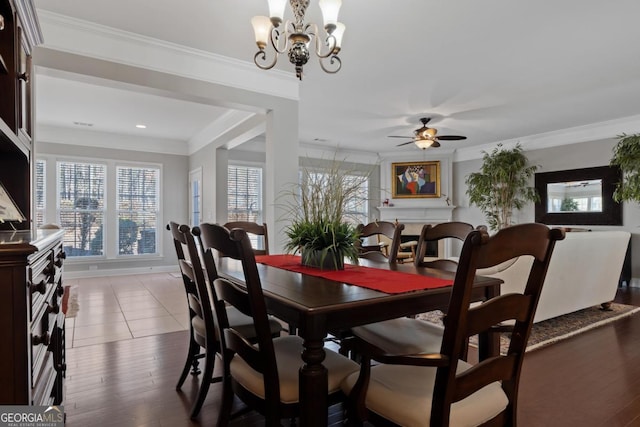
<box><xmin>255</xmin><ymin>254</ymin><xmax>453</xmax><ymax>294</ymax></box>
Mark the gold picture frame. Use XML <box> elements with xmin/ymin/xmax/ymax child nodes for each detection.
<box><xmin>392</xmin><ymin>161</ymin><xmax>441</xmax><ymax>198</ymax></box>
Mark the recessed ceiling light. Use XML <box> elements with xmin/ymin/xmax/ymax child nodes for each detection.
<box><xmin>73</xmin><ymin>121</ymin><xmax>94</xmax><ymax>127</ymax></box>
<box><xmin>136</xmin><ymin>124</ymin><xmax>147</xmax><ymax>129</ymax></box>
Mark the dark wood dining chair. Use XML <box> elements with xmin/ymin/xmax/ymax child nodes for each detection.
<box><xmin>167</xmin><ymin>222</ymin><xmax>282</xmax><ymax>418</ymax></box>
<box><xmin>223</xmin><ymin>221</ymin><xmax>269</xmax><ymax>255</ymax></box>
<box><xmin>198</xmin><ymin>223</ymin><xmax>359</xmax><ymax>426</ymax></box>
<box><xmin>414</xmin><ymin>221</ymin><xmax>476</xmax><ymax>270</ymax></box>
<box><xmin>355</xmin><ymin>220</ymin><xmax>404</xmax><ymax>263</ymax></box>
<box><xmin>342</xmin><ymin>223</ymin><xmax>565</xmax><ymax>427</ymax></box>
<box><xmin>349</xmin><ymin>222</ymin><xmax>477</xmax><ymax>357</ymax></box>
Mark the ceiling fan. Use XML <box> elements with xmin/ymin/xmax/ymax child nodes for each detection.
<box><xmin>388</xmin><ymin>117</ymin><xmax>467</xmax><ymax>149</ymax></box>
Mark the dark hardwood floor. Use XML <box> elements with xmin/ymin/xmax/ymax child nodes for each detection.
<box><xmin>64</xmin><ymin>286</ymin><xmax>640</xmax><ymax>427</ymax></box>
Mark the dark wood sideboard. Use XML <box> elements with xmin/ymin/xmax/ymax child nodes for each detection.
<box><xmin>0</xmin><ymin>0</ymin><xmax>60</xmax><ymax>406</ymax></box>
<box><xmin>0</xmin><ymin>229</ymin><xmax>66</xmax><ymax>405</ymax></box>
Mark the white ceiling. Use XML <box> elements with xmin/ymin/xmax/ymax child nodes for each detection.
<box><xmin>33</xmin><ymin>0</ymin><xmax>640</xmax><ymax>155</ymax></box>
<box><xmin>36</xmin><ymin>73</ymin><xmax>231</xmax><ymax>141</ymax></box>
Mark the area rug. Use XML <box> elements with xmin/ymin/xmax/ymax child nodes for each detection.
<box><xmin>62</xmin><ymin>285</ymin><xmax>79</xmax><ymax>318</ymax></box>
<box><xmin>416</xmin><ymin>303</ymin><xmax>640</xmax><ymax>354</ymax></box>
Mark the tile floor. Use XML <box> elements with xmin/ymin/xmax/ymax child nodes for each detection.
<box><xmin>64</xmin><ymin>272</ymin><xmax>189</xmax><ymax>348</ymax></box>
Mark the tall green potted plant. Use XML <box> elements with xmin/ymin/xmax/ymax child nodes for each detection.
<box><xmin>282</xmin><ymin>160</ymin><xmax>369</xmax><ymax>270</ymax></box>
<box><xmin>465</xmin><ymin>143</ymin><xmax>539</xmax><ymax>231</ymax></box>
<box><xmin>610</xmin><ymin>133</ymin><xmax>640</xmax><ymax>203</ymax></box>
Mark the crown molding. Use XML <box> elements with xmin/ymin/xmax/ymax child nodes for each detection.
<box><xmin>36</xmin><ymin>10</ymin><xmax>299</xmax><ymax>101</ymax></box>
<box><xmin>453</xmin><ymin>114</ymin><xmax>640</xmax><ymax>162</ymax></box>
<box><xmin>15</xmin><ymin>0</ymin><xmax>44</xmax><ymax>53</ymax></box>
<box><xmin>298</xmin><ymin>142</ymin><xmax>382</xmax><ymax>165</ymax></box>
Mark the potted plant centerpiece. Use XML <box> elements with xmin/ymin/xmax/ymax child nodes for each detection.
<box><xmin>610</xmin><ymin>133</ymin><xmax>640</xmax><ymax>203</ymax></box>
<box><xmin>465</xmin><ymin>143</ymin><xmax>539</xmax><ymax>231</ymax></box>
<box><xmin>282</xmin><ymin>160</ymin><xmax>369</xmax><ymax>270</ymax></box>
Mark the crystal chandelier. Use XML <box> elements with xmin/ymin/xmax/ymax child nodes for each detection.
<box><xmin>251</xmin><ymin>0</ymin><xmax>345</xmax><ymax>80</ymax></box>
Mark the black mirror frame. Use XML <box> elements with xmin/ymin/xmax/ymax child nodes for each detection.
<box><xmin>535</xmin><ymin>165</ymin><xmax>623</xmax><ymax>226</ymax></box>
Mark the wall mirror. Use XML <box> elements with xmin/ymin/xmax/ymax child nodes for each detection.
<box><xmin>535</xmin><ymin>165</ymin><xmax>622</xmax><ymax>225</ymax></box>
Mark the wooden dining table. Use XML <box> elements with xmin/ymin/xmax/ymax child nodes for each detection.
<box><xmin>217</xmin><ymin>256</ymin><xmax>503</xmax><ymax>427</ymax></box>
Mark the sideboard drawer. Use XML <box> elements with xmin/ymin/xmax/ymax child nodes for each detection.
<box><xmin>31</xmin><ymin>351</ymin><xmax>56</xmax><ymax>406</ymax></box>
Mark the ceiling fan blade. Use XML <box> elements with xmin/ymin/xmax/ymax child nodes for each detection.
<box><xmin>396</xmin><ymin>140</ymin><xmax>415</xmax><ymax>147</ymax></box>
<box><xmin>431</xmin><ymin>141</ymin><xmax>441</xmax><ymax>148</ymax></box>
<box><xmin>388</xmin><ymin>135</ymin><xmax>414</xmax><ymax>138</ymax></box>
<box><xmin>436</xmin><ymin>135</ymin><xmax>467</xmax><ymax>141</ymax></box>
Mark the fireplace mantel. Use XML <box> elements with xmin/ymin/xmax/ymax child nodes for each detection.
<box><xmin>375</xmin><ymin>206</ymin><xmax>456</xmax><ymax>224</ymax></box>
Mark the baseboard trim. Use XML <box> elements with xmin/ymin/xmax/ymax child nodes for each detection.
<box><xmin>65</xmin><ymin>265</ymin><xmax>179</xmax><ymax>279</ymax></box>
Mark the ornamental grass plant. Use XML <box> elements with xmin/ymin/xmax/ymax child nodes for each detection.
<box><xmin>281</xmin><ymin>160</ymin><xmax>370</xmax><ymax>269</ymax></box>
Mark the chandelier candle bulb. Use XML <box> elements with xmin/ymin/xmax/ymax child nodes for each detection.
<box><xmin>251</xmin><ymin>16</ymin><xmax>272</xmax><ymax>48</ymax></box>
<box><xmin>319</xmin><ymin>0</ymin><xmax>342</xmax><ymax>30</ymax></box>
<box><xmin>332</xmin><ymin>22</ymin><xmax>345</xmax><ymax>53</ymax></box>
<box><xmin>267</xmin><ymin>0</ymin><xmax>287</xmax><ymax>25</ymax></box>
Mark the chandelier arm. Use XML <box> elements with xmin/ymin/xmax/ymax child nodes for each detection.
<box><xmin>318</xmin><ymin>54</ymin><xmax>341</xmax><ymax>74</ymax></box>
<box><xmin>271</xmin><ymin>23</ymin><xmax>291</xmax><ymax>54</ymax></box>
<box><xmin>254</xmin><ymin>49</ymin><xmax>278</xmax><ymax>70</ymax></box>
<box><xmin>308</xmin><ymin>23</ymin><xmax>337</xmax><ymax>59</ymax></box>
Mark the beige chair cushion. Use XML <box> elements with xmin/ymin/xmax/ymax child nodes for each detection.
<box><xmin>341</xmin><ymin>361</ymin><xmax>509</xmax><ymax>427</ymax></box>
<box><xmin>230</xmin><ymin>335</ymin><xmax>359</xmax><ymax>404</ymax></box>
<box><xmin>351</xmin><ymin>317</ymin><xmax>444</xmax><ymax>354</ymax></box>
<box><xmin>192</xmin><ymin>306</ymin><xmax>282</xmax><ymax>341</ymax></box>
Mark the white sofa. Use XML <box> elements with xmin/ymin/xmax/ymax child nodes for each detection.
<box><xmin>477</xmin><ymin>230</ymin><xmax>631</xmax><ymax>323</ymax></box>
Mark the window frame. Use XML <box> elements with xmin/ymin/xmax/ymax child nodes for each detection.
<box><xmin>56</xmin><ymin>159</ymin><xmax>108</xmax><ymax>259</ymax></box>
<box><xmin>115</xmin><ymin>163</ymin><xmax>162</xmax><ymax>257</ymax></box>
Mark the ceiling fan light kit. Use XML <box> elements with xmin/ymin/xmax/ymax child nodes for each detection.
<box><xmin>414</xmin><ymin>139</ymin><xmax>434</xmax><ymax>150</ymax></box>
<box><xmin>389</xmin><ymin>117</ymin><xmax>467</xmax><ymax>150</ymax></box>
<box><xmin>251</xmin><ymin>0</ymin><xmax>345</xmax><ymax>80</ymax></box>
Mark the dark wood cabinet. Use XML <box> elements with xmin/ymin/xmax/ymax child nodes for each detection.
<box><xmin>0</xmin><ymin>0</ymin><xmax>57</xmax><ymax>407</ymax></box>
<box><xmin>0</xmin><ymin>229</ymin><xmax>66</xmax><ymax>405</ymax></box>
<box><xmin>0</xmin><ymin>0</ymin><xmax>42</xmax><ymax>231</ymax></box>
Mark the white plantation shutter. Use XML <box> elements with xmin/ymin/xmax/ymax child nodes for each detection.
<box><xmin>35</xmin><ymin>160</ymin><xmax>45</xmax><ymax>228</ymax></box>
<box><xmin>57</xmin><ymin>161</ymin><xmax>106</xmax><ymax>257</ymax></box>
<box><xmin>228</xmin><ymin>165</ymin><xmax>262</xmax><ymax>223</ymax></box>
<box><xmin>117</xmin><ymin>166</ymin><xmax>160</xmax><ymax>255</ymax></box>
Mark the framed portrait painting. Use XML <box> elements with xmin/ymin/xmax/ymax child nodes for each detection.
<box><xmin>392</xmin><ymin>161</ymin><xmax>441</xmax><ymax>198</ymax></box>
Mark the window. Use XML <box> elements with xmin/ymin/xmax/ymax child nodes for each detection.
<box><xmin>342</xmin><ymin>174</ymin><xmax>369</xmax><ymax>225</ymax></box>
<box><xmin>47</xmin><ymin>157</ymin><xmax>162</xmax><ymax>260</ymax></box>
<box><xmin>35</xmin><ymin>160</ymin><xmax>45</xmax><ymax>228</ymax></box>
<box><xmin>306</xmin><ymin>171</ymin><xmax>369</xmax><ymax>225</ymax></box>
<box><xmin>228</xmin><ymin>165</ymin><xmax>262</xmax><ymax>222</ymax></box>
<box><xmin>57</xmin><ymin>161</ymin><xmax>106</xmax><ymax>257</ymax></box>
<box><xmin>189</xmin><ymin>168</ymin><xmax>202</xmax><ymax>226</ymax></box>
<box><xmin>117</xmin><ymin>166</ymin><xmax>160</xmax><ymax>255</ymax></box>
